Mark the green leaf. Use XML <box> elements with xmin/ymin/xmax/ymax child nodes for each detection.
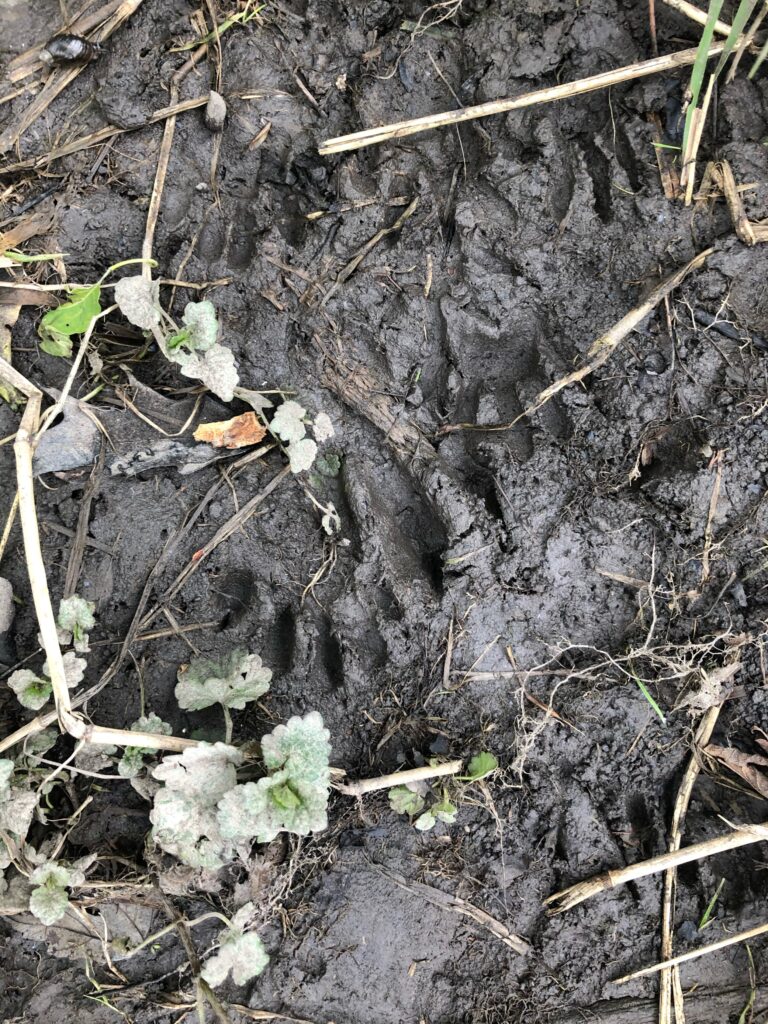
<box><xmin>201</xmin><ymin>923</ymin><xmax>269</xmax><ymax>987</ymax></box>
<box><xmin>180</xmin><ymin>300</ymin><xmax>218</xmax><ymax>351</ymax></box>
<box><xmin>314</xmin><ymin>454</ymin><xmax>341</xmax><ymax>478</ymax></box>
<box><xmin>150</xmin><ymin>743</ymin><xmax>243</xmax><ymax>868</ymax></box>
<box><xmin>117</xmin><ymin>748</ymin><xmax>147</xmax><ymax>779</ymax></box>
<box><xmin>57</xmin><ymin>594</ymin><xmax>95</xmax><ymax>652</ymax></box>
<box><xmin>287</xmin><ymin>437</ymin><xmax>317</xmax><ymax>474</ymax></box>
<box><xmin>119</xmin><ymin>714</ymin><xmax>172</xmax><ymax>776</ymax></box>
<box><xmin>113</xmin><ymin>275</ymin><xmax>162</xmax><ymax>330</ymax></box>
<box><xmin>217</xmin><ymin>713</ymin><xmax>331</xmax><ymax>844</ymax></box>
<box><xmin>166</xmin><ymin>327</ymin><xmax>191</xmax><ymax>350</ymax></box>
<box><xmin>8</xmin><ymin>669</ymin><xmax>52</xmax><ymax>711</ymax></box>
<box><xmin>38</xmin><ymin>284</ymin><xmax>101</xmax><ymax>357</ymax></box>
<box><xmin>0</xmin><ymin>760</ymin><xmax>14</xmax><ymax>798</ymax></box>
<box><xmin>42</xmin><ymin>652</ymin><xmax>87</xmax><ymax>688</ymax></box>
<box><xmin>388</xmin><ymin>785</ymin><xmax>426</xmax><ymax>816</ymax></box>
<box><xmin>39</xmin><ymin>326</ymin><xmax>73</xmax><ymax>358</ymax></box>
<box><xmin>29</xmin><ymin>882</ymin><xmax>70</xmax><ymax>925</ymax></box>
<box><xmin>260</xmin><ymin>711</ymin><xmax>331</xmax><ymax>786</ymax></box>
<box><xmin>270</xmin><ymin>400</ymin><xmax>307</xmax><ymax>443</ymax></box>
<box><xmin>414</xmin><ymin>810</ymin><xmax>436</xmax><ymax>831</ymax></box>
<box><xmin>28</xmin><ymin>860</ymin><xmax>87</xmax><ymax>926</ymax></box>
<box><xmin>462</xmin><ymin>752</ymin><xmax>498</xmax><ymax>781</ymax></box>
<box><xmin>175</xmin><ymin>649</ymin><xmax>272</xmax><ymax>711</ymax></box>
<box><xmin>432</xmin><ymin>800</ymin><xmax>458</xmax><ymax>824</ymax></box>
<box><xmin>173</xmin><ymin>343</ymin><xmax>239</xmax><ymax>403</ymax></box>
<box><xmin>682</xmin><ymin>0</ymin><xmax>725</xmax><ymax>157</ymax></box>
<box><xmin>217</xmin><ymin>770</ymin><xmax>329</xmax><ymax>844</ymax></box>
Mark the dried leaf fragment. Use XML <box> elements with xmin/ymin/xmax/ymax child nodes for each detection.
<box><xmin>704</xmin><ymin>743</ymin><xmax>768</xmax><ymax>800</ymax></box>
<box><xmin>193</xmin><ymin>412</ymin><xmax>267</xmax><ymax>449</ymax></box>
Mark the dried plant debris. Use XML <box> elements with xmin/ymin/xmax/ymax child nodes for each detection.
<box><xmin>704</xmin><ymin>741</ymin><xmax>768</xmax><ymax>799</ymax></box>
<box><xmin>193</xmin><ymin>411</ymin><xmax>267</xmax><ymax>449</ymax></box>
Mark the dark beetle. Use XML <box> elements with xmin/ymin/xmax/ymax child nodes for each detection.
<box><xmin>40</xmin><ymin>34</ymin><xmax>102</xmax><ymax>66</ymax></box>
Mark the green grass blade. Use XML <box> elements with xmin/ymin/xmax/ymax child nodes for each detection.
<box><xmin>630</xmin><ymin>672</ymin><xmax>666</xmax><ymax>724</ymax></box>
<box><xmin>714</xmin><ymin>0</ymin><xmax>759</xmax><ymax>76</ymax></box>
<box><xmin>737</xmin><ymin>945</ymin><xmax>756</xmax><ymax>1024</ymax></box>
<box><xmin>682</xmin><ymin>0</ymin><xmax>726</xmax><ymax>157</ymax></box>
<box><xmin>748</xmin><ymin>32</ymin><xmax>768</xmax><ymax>77</ymax></box>
<box><xmin>698</xmin><ymin>877</ymin><xmax>725</xmax><ymax>929</ymax></box>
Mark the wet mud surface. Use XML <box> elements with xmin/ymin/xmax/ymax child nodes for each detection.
<box><xmin>1</xmin><ymin>0</ymin><xmax>768</xmax><ymax>1021</ymax></box>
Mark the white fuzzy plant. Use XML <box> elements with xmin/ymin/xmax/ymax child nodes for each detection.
<box><xmin>2</xmin><ymin>583</ymin><xmax>331</xmax><ymax>989</ymax></box>
<box><xmin>113</xmin><ymin>275</ymin><xmax>336</xmax><ymax>476</ymax></box>
<box><xmin>9</xmin><ymin>595</ymin><xmax>93</xmax><ymax>710</ymax></box>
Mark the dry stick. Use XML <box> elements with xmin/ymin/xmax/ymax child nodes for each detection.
<box><xmin>335</xmin><ymin>759</ymin><xmax>463</xmax><ymax>797</ymax></box>
<box><xmin>658</xmin><ymin>705</ymin><xmax>723</xmax><ymax>1024</ymax></box>
<box><xmin>661</xmin><ymin>0</ymin><xmax>733</xmax><ymax>35</ymax></box>
<box><xmin>63</xmin><ymin>444</ymin><xmax>105</xmax><ymax>599</ymax></box>
<box><xmin>614</xmin><ymin>920</ymin><xmax>768</xmax><ymax>983</ymax></box>
<box><xmin>0</xmin><ymin>0</ymin><xmax>147</xmax><ymax>155</ymax></box>
<box><xmin>683</xmin><ymin>73</ymin><xmax>716</xmax><ymax>205</ymax></box>
<box><xmin>159</xmin><ymin>464</ymin><xmax>291</xmax><ymax>607</ymax></box>
<box><xmin>376</xmin><ymin>864</ymin><xmax>530</xmax><ymax>956</ymax></box>
<box><xmin>0</xmin><ymin>355</ymin><xmax>194</xmax><ymax>753</ymax></box>
<box><xmin>700</xmin><ymin>458</ymin><xmax>723</xmax><ymax>586</ymax></box>
<box><xmin>318</xmin><ymin>43</ymin><xmax>732</xmax><ymax>155</ymax></box>
<box><xmin>0</xmin><ymin>492</ymin><xmax>19</xmax><ymax>567</ymax></box>
<box><xmin>320</xmin><ymin>197</ymin><xmax>420</xmax><ymax>305</ymax></box>
<box><xmin>545</xmin><ymin>821</ymin><xmax>768</xmax><ymax>914</ymax></box>
<box><xmin>0</xmin><ymin>96</ymin><xmax>210</xmax><ymax>176</ymax></box>
<box><xmin>141</xmin><ymin>46</ymin><xmax>208</xmax><ymax>276</ymax></box>
<box><xmin>440</xmin><ymin>247</ymin><xmax>712</xmax><ymax>436</ymax></box>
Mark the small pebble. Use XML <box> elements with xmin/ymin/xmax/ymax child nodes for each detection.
<box><xmin>643</xmin><ymin>350</ymin><xmax>668</xmax><ymax>375</ymax></box>
<box><xmin>204</xmin><ymin>90</ymin><xmax>227</xmax><ymax>133</ymax></box>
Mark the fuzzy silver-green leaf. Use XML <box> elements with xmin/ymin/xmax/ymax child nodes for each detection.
<box><xmin>175</xmin><ymin>650</ymin><xmax>272</xmax><ymax>712</ymax></box>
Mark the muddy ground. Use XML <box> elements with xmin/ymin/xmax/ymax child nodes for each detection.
<box><xmin>1</xmin><ymin>0</ymin><xmax>768</xmax><ymax>1021</ymax></box>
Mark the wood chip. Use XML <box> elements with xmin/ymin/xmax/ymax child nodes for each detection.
<box><xmin>193</xmin><ymin>411</ymin><xmax>267</xmax><ymax>449</ymax></box>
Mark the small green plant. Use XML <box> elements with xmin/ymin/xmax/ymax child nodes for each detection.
<box><xmin>37</xmin><ymin>258</ymin><xmax>152</xmax><ymax>357</ymax></box>
<box><xmin>117</xmin><ymin>714</ymin><xmax>173</xmax><ymax>778</ymax></box>
<box><xmin>150</xmin><ymin>742</ymin><xmax>243</xmax><ymax>869</ymax></box>
<box><xmin>150</xmin><ymin>712</ymin><xmax>332</xmax><ymax>867</ymax></box>
<box><xmin>9</xmin><ymin>652</ymin><xmax>86</xmax><ymax>711</ymax></box>
<box><xmin>698</xmin><ymin>877</ymin><xmax>726</xmax><ymax>930</ymax></box>
<box><xmin>200</xmin><ymin>902</ymin><xmax>269</xmax><ymax>987</ymax></box>
<box><xmin>114</xmin><ymin>276</ymin><xmax>238</xmax><ymax>401</ymax></box>
<box><xmin>218</xmin><ymin>712</ymin><xmax>332</xmax><ymax>843</ymax></box>
<box><xmin>389</xmin><ymin>752</ymin><xmax>498</xmax><ymax>831</ymax></box>
<box><xmin>175</xmin><ymin>649</ymin><xmax>272</xmax><ymax>713</ymax></box>
<box><xmin>9</xmin><ymin>593</ymin><xmax>92</xmax><ymax>710</ymax></box>
<box><xmin>28</xmin><ymin>859</ymin><xmax>89</xmax><ymax>925</ymax></box>
<box><xmin>269</xmin><ymin>399</ymin><xmax>335</xmax><ymax>474</ymax></box>
<box><xmin>56</xmin><ymin>594</ymin><xmax>96</xmax><ymax>652</ymax></box>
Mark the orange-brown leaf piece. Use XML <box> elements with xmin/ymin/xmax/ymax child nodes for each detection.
<box><xmin>704</xmin><ymin>743</ymin><xmax>768</xmax><ymax>800</ymax></box>
<box><xmin>193</xmin><ymin>412</ymin><xmax>266</xmax><ymax>449</ymax></box>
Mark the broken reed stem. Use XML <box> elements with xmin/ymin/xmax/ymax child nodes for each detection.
<box><xmin>545</xmin><ymin>820</ymin><xmax>768</xmax><ymax>913</ymax></box>
<box><xmin>0</xmin><ymin>96</ymin><xmax>210</xmax><ymax>176</ymax></box>
<box><xmin>661</xmin><ymin>0</ymin><xmax>733</xmax><ymax>35</ymax></box>
<box><xmin>141</xmin><ymin>45</ymin><xmax>207</xmax><ymax>275</ymax></box>
<box><xmin>658</xmin><ymin>705</ymin><xmax>723</xmax><ymax>1024</ymax></box>
<box><xmin>614</xmin><ymin>919</ymin><xmax>768</xmax><ymax>983</ymax></box>
<box><xmin>0</xmin><ymin>354</ymin><xmax>197</xmax><ymax>753</ymax></box>
<box><xmin>335</xmin><ymin>759</ymin><xmax>463</xmax><ymax>796</ymax></box>
<box><xmin>440</xmin><ymin>247</ymin><xmax>712</xmax><ymax>436</ymax></box>
<box><xmin>318</xmin><ymin>42</ymin><xmax>732</xmax><ymax>155</ymax></box>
